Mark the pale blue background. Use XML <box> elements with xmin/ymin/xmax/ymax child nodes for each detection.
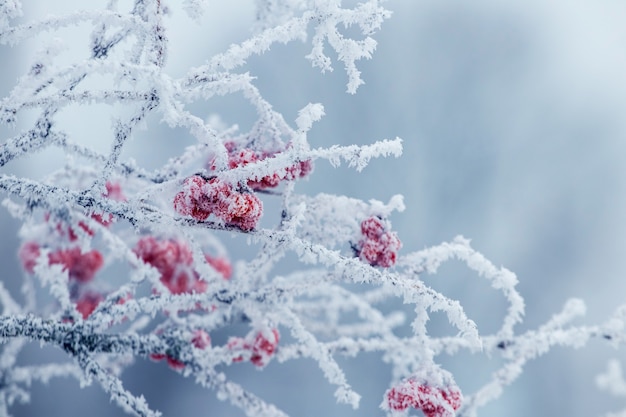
<box><xmin>2</xmin><ymin>1</ymin><xmax>626</xmax><ymax>416</ymax></box>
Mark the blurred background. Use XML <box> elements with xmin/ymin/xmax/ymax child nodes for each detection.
<box><xmin>2</xmin><ymin>0</ymin><xmax>626</xmax><ymax>416</ymax></box>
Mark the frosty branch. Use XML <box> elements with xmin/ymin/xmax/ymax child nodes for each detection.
<box><xmin>1</xmin><ymin>1</ymin><xmax>626</xmax><ymax>417</ymax></box>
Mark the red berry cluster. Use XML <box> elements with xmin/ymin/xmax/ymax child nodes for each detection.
<box><xmin>17</xmin><ymin>183</ymin><xmax>128</xmax><ymax>320</ymax></box>
<box><xmin>19</xmin><ymin>242</ymin><xmax>104</xmax><ymax>282</ymax></box>
<box><xmin>227</xmin><ymin>328</ymin><xmax>280</xmax><ymax>367</ymax></box>
<box><xmin>133</xmin><ymin>236</ymin><xmax>231</xmax><ymax>295</ymax></box>
<box><xmin>386</xmin><ymin>378</ymin><xmax>462</xmax><ymax>417</ymax></box>
<box><xmin>210</xmin><ymin>142</ymin><xmax>313</xmax><ymax>191</ymax></box>
<box><xmin>150</xmin><ymin>329</ymin><xmax>211</xmax><ymax>370</ymax></box>
<box><xmin>47</xmin><ymin>247</ymin><xmax>104</xmax><ymax>283</ymax></box>
<box><xmin>173</xmin><ymin>175</ymin><xmax>263</xmax><ymax>231</ymax></box>
<box><xmin>355</xmin><ymin>216</ymin><xmax>402</xmax><ymax>268</ymax></box>
<box><xmin>18</xmin><ymin>181</ymin><xmax>126</xmax><ymax>278</ymax></box>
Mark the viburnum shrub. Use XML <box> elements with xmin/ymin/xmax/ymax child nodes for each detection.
<box><xmin>2</xmin><ymin>2</ymin><xmax>626</xmax><ymax>417</ymax></box>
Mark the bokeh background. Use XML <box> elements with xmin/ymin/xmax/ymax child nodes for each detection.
<box><xmin>2</xmin><ymin>0</ymin><xmax>626</xmax><ymax>416</ymax></box>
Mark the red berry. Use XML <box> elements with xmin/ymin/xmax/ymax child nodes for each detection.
<box><xmin>223</xmin><ymin>192</ymin><xmax>263</xmax><ymax>231</ymax></box>
<box><xmin>134</xmin><ymin>237</ymin><xmax>209</xmax><ymax>295</ymax></box>
<box><xmin>48</xmin><ymin>247</ymin><xmax>104</xmax><ymax>282</ymax></box>
<box><xmin>174</xmin><ymin>175</ymin><xmax>263</xmax><ymax>230</ymax></box>
<box><xmin>386</xmin><ymin>378</ymin><xmax>462</xmax><ymax>417</ymax></box>
<box><xmin>227</xmin><ymin>328</ymin><xmax>280</xmax><ymax>367</ymax></box>
<box><xmin>20</xmin><ymin>232</ymin><xmax>104</xmax><ymax>282</ymax></box>
<box><xmin>61</xmin><ymin>221</ymin><xmax>96</xmax><ymax>242</ymax></box>
<box><xmin>91</xmin><ymin>181</ymin><xmax>127</xmax><ymax>226</ymax></box>
<box><xmin>356</xmin><ymin>216</ymin><xmax>401</xmax><ymax>268</ymax></box>
<box><xmin>75</xmin><ymin>291</ymin><xmax>104</xmax><ymax>319</ymax></box>
<box><xmin>205</xmin><ymin>255</ymin><xmax>232</xmax><ymax>280</ymax></box>
<box><xmin>165</xmin><ymin>356</ymin><xmax>185</xmax><ymax>370</ymax></box>
<box><xmin>149</xmin><ymin>352</ymin><xmax>184</xmax><ymax>370</ymax></box>
<box><xmin>229</xmin><ymin>147</ymin><xmax>258</xmax><ymax>169</ymax></box>
<box><xmin>191</xmin><ymin>329</ymin><xmax>211</xmax><ymax>349</ymax></box>
<box><xmin>226</xmin><ymin>337</ymin><xmax>247</xmax><ymax>363</ymax></box>
<box><xmin>153</xmin><ymin>329</ymin><xmax>210</xmax><ymax>371</ymax></box>
<box><xmin>103</xmin><ymin>181</ymin><xmax>126</xmax><ymax>202</ymax></box>
<box><xmin>70</xmin><ymin>249</ymin><xmax>105</xmax><ymax>282</ymax></box>
<box><xmin>149</xmin><ymin>353</ymin><xmax>167</xmax><ymax>362</ymax></box>
<box><xmin>360</xmin><ymin>216</ymin><xmax>386</xmax><ymax>239</ymax></box>
<box><xmin>209</xmin><ymin>143</ymin><xmax>313</xmax><ymax>190</ymax></box>
<box><xmin>18</xmin><ymin>241</ymin><xmax>41</xmax><ymax>274</ymax></box>
<box><xmin>284</xmin><ymin>159</ymin><xmax>313</xmax><ymax>182</ymax></box>
<box><xmin>174</xmin><ymin>175</ymin><xmax>212</xmax><ymax>221</ymax></box>
<box><xmin>249</xmin><ymin>328</ymin><xmax>280</xmax><ymax>367</ymax></box>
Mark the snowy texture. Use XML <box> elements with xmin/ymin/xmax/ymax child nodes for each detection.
<box><xmin>1</xmin><ymin>1</ymin><xmax>626</xmax><ymax>417</ymax></box>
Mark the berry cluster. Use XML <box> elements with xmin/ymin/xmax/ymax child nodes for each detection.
<box><xmin>173</xmin><ymin>175</ymin><xmax>263</xmax><ymax>231</ymax></box>
<box><xmin>210</xmin><ymin>142</ymin><xmax>313</xmax><ymax>191</ymax></box>
<box><xmin>17</xmin><ymin>182</ymin><xmax>129</xmax><ymax>320</ymax></box>
<box><xmin>150</xmin><ymin>329</ymin><xmax>212</xmax><ymax>370</ymax></box>
<box><xmin>386</xmin><ymin>378</ymin><xmax>462</xmax><ymax>417</ymax></box>
<box><xmin>19</xmin><ymin>242</ymin><xmax>104</xmax><ymax>283</ymax></box>
<box><xmin>228</xmin><ymin>328</ymin><xmax>280</xmax><ymax>367</ymax></box>
<box><xmin>355</xmin><ymin>216</ymin><xmax>402</xmax><ymax>268</ymax></box>
<box><xmin>133</xmin><ymin>236</ymin><xmax>231</xmax><ymax>295</ymax></box>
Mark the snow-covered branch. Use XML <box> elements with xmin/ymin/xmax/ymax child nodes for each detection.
<box><xmin>2</xmin><ymin>1</ymin><xmax>626</xmax><ymax>417</ymax></box>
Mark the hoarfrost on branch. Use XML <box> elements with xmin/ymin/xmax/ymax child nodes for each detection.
<box><xmin>0</xmin><ymin>1</ymin><xmax>625</xmax><ymax>416</ymax></box>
